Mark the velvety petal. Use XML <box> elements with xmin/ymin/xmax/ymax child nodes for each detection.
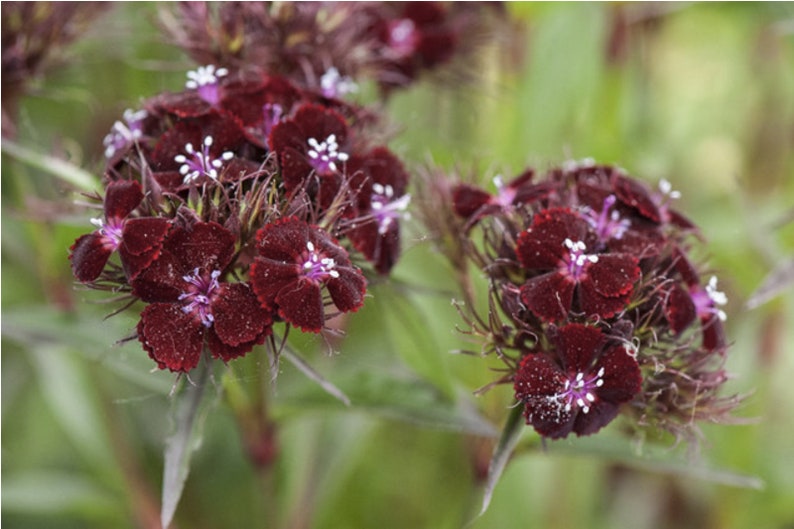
<box><xmin>256</xmin><ymin>217</ymin><xmax>306</xmax><ymax>261</ymax></box>
<box><xmin>131</xmin><ymin>249</ymin><xmax>184</xmax><ymax>302</ymax></box>
<box><xmin>701</xmin><ymin>314</ymin><xmax>726</xmax><ymax>351</ymax></box>
<box><xmin>326</xmin><ymin>265</ymin><xmax>367</xmax><ymax>312</ymax></box>
<box><xmin>346</xmin><ymin>220</ymin><xmax>400</xmax><ymax>274</ymax></box>
<box><xmin>553</xmin><ymin>323</ymin><xmax>605</xmax><ymax>374</ymax></box>
<box><xmin>121</xmin><ymin>217</ymin><xmax>170</xmax><ymax>255</ymax></box>
<box><xmin>572</xmin><ymin>401</ymin><xmax>620</xmax><ymax>437</ymax></box>
<box><xmin>166</xmin><ymin>221</ymin><xmax>236</xmax><ymax>273</ymax></box>
<box><xmin>103</xmin><ymin>180</ymin><xmax>143</xmax><ymax>220</ymax></box>
<box><xmin>275</xmin><ymin>278</ymin><xmax>325</xmax><ymax>332</ymax></box>
<box><xmin>155</xmin><ymin>91</ymin><xmax>212</xmax><ymax>118</ymax></box>
<box><xmin>250</xmin><ymin>257</ymin><xmax>300</xmax><ymax>309</ymax></box>
<box><xmin>212</xmin><ymin>283</ymin><xmax>272</xmax><ymax>346</ymax></box>
<box><xmin>514</xmin><ymin>353</ymin><xmax>575</xmax><ymax>439</ymax></box>
<box><xmin>70</xmin><ymin>233</ymin><xmax>113</xmax><ymax>282</ymax></box>
<box><xmin>138</xmin><ymin>303</ymin><xmax>204</xmax><ymax>372</ymax></box>
<box><xmin>577</xmin><ymin>282</ymin><xmax>632</xmax><ymax>320</ymax></box>
<box><xmin>452</xmin><ymin>184</ymin><xmax>491</xmax><ymax>219</ymax></box>
<box><xmin>516</xmin><ymin>208</ymin><xmax>592</xmax><ymax>270</ymax></box>
<box><xmin>206</xmin><ymin>328</ymin><xmax>264</xmax><ymax>363</ymax></box>
<box><xmin>594</xmin><ymin>344</ymin><xmax>642</xmax><ymax>403</ymax></box>
<box><xmin>664</xmin><ymin>283</ymin><xmax>697</xmax><ymax>334</ymax></box>
<box><xmin>612</xmin><ymin>175</ymin><xmax>662</xmax><ymax>223</ymax></box>
<box><xmin>585</xmin><ymin>254</ymin><xmax>639</xmax><ymax>297</ymax></box>
<box><xmin>520</xmin><ymin>272</ymin><xmax>575</xmax><ymax>322</ymax></box>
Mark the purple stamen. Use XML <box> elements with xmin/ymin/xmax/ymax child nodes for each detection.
<box><xmin>179</xmin><ymin>268</ymin><xmax>221</xmax><ymax>327</ymax></box>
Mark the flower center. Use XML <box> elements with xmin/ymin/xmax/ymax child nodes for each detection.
<box><xmin>584</xmin><ymin>195</ymin><xmax>630</xmax><ymax>242</ymax></box>
<box><xmin>370</xmin><ymin>183</ymin><xmax>411</xmax><ymax>235</ymax></box>
<box><xmin>179</xmin><ymin>268</ymin><xmax>221</xmax><ymax>327</ymax></box>
<box><xmin>300</xmin><ymin>241</ymin><xmax>340</xmax><ymax>282</ymax></box>
<box><xmin>563</xmin><ymin>238</ymin><xmax>598</xmax><ymax>280</ymax></box>
<box><xmin>103</xmin><ymin>108</ymin><xmax>147</xmax><ymax>158</ymax></box>
<box><xmin>185</xmin><ymin>64</ymin><xmax>228</xmax><ymax>105</ymax></box>
<box><xmin>492</xmin><ymin>176</ymin><xmax>517</xmax><ymax>208</ymax></box>
<box><xmin>174</xmin><ymin>135</ymin><xmax>234</xmax><ymax>184</ymax></box>
<box><xmin>690</xmin><ymin>275</ymin><xmax>728</xmax><ymax>322</ymax></box>
<box><xmin>319</xmin><ymin>67</ymin><xmax>359</xmax><ymax>99</ymax></box>
<box><xmin>556</xmin><ymin>367</ymin><xmax>605</xmax><ymax>414</ymax></box>
<box><xmin>306</xmin><ymin>134</ymin><xmax>348</xmax><ymax>175</ymax></box>
<box><xmin>90</xmin><ymin>217</ymin><xmax>124</xmax><ymax>250</ymax></box>
<box><xmin>387</xmin><ymin>18</ymin><xmax>419</xmax><ymax>57</ymax></box>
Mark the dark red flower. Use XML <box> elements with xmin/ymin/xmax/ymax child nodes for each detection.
<box><xmin>664</xmin><ymin>249</ymin><xmax>727</xmax><ymax>351</ymax></box>
<box><xmin>451</xmin><ymin>170</ymin><xmax>550</xmax><ymax>223</ymax></box>
<box><xmin>345</xmin><ymin>147</ymin><xmax>411</xmax><ymax>274</ymax></box>
<box><xmin>268</xmin><ymin>103</ymin><xmax>351</xmax><ymax>205</ymax></box>
<box><xmin>516</xmin><ymin>208</ymin><xmax>640</xmax><ymax>321</ymax></box>
<box><xmin>514</xmin><ymin>323</ymin><xmax>642</xmax><ymax>439</ymax></box>
<box><xmin>70</xmin><ymin>180</ymin><xmax>170</xmax><ymax>282</ymax></box>
<box><xmin>133</xmin><ymin>221</ymin><xmax>271</xmax><ymax>372</ymax></box>
<box><xmin>250</xmin><ymin>217</ymin><xmax>366</xmax><ymax>332</ymax></box>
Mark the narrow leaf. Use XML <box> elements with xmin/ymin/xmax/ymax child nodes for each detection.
<box><xmin>1</xmin><ymin>140</ymin><xmax>99</xmax><ymax>192</ymax></box>
<box><xmin>161</xmin><ymin>356</ymin><xmax>214</xmax><ymax>529</ymax></box>
<box><xmin>283</xmin><ymin>347</ymin><xmax>351</xmax><ymax>406</ymax></box>
<box><xmin>479</xmin><ymin>403</ymin><xmax>525</xmax><ymax>517</ymax></box>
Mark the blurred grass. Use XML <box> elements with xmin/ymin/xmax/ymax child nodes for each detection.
<box><xmin>3</xmin><ymin>3</ymin><xmax>794</xmax><ymax>529</ymax></box>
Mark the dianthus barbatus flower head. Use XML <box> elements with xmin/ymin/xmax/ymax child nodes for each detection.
<box><xmin>420</xmin><ymin>159</ymin><xmax>740</xmax><ymax>443</ymax></box>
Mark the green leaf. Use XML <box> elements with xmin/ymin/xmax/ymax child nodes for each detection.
<box><xmin>1</xmin><ymin>471</ymin><xmax>118</xmax><ymax>517</ymax></box>
<box><xmin>161</xmin><ymin>356</ymin><xmax>216</xmax><ymax>529</ymax></box>
<box><xmin>283</xmin><ymin>347</ymin><xmax>351</xmax><ymax>406</ymax></box>
<box><xmin>479</xmin><ymin>403</ymin><xmax>526</xmax><ymax>517</ymax></box>
<box><xmin>1</xmin><ymin>139</ymin><xmax>100</xmax><ymax>192</ymax></box>
<box><xmin>278</xmin><ymin>367</ymin><xmax>497</xmax><ymax>437</ymax></box>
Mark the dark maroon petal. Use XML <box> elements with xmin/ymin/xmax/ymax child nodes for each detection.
<box><xmin>120</xmin><ymin>217</ymin><xmax>170</xmax><ymax>255</ymax></box>
<box><xmin>520</xmin><ymin>273</ymin><xmax>575</xmax><ymax>322</ymax></box>
<box><xmin>249</xmin><ymin>258</ymin><xmax>300</xmax><ymax>309</ymax></box>
<box><xmin>103</xmin><ymin>180</ymin><xmax>143</xmax><ymax>220</ymax></box>
<box><xmin>131</xmin><ymin>249</ymin><xmax>183</xmax><ymax>302</ymax></box>
<box><xmin>278</xmin><ymin>145</ymin><xmax>318</xmax><ymax>194</ymax></box>
<box><xmin>138</xmin><ymin>303</ymin><xmax>204</xmax><ymax>372</ymax></box>
<box><xmin>165</xmin><ymin>221</ymin><xmax>236</xmax><ymax>273</ymax></box>
<box><xmin>346</xmin><ymin>221</ymin><xmax>400</xmax><ymax>274</ymax></box>
<box><xmin>577</xmin><ymin>283</ymin><xmax>631</xmax><ymax>320</ymax></box>
<box><xmin>586</xmin><ymin>254</ymin><xmax>639</xmax><ymax>297</ymax></box>
<box><xmin>275</xmin><ymin>278</ymin><xmax>325</xmax><ymax>332</ymax></box>
<box><xmin>664</xmin><ymin>283</ymin><xmax>697</xmax><ymax>334</ymax></box>
<box><xmin>326</xmin><ymin>266</ymin><xmax>367</xmax><ymax>312</ymax></box>
<box><xmin>256</xmin><ymin>217</ymin><xmax>306</xmax><ymax>260</ymax></box>
<box><xmin>212</xmin><ymin>283</ymin><xmax>272</xmax><ymax>346</ymax></box>
<box><xmin>206</xmin><ymin>328</ymin><xmax>264</xmax><ymax>363</ymax></box>
<box><xmin>606</xmin><ymin>227</ymin><xmax>665</xmax><ymax>257</ymax></box>
<box><xmin>154</xmin><ymin>91</ymin><xmax>212</xmax><ymax>118</ymax></box>
<box><xmin>701</xmin><ymin>314</ymin><xmax>726</xmax><ymax>351</ymax></box>
<box><xmin>595</xmin><ymin>344</ymin><xmax>642</xmax><ymax>403</ymax></box>
<box><xmin>514</xmin><ymin>353</ymin><xmax>575</xmax><ymax>439</ymax></box>
<box><xmin>70</xmin><ymin>233</ymin><xmax>113</xmax><ymax>282</ymax></box>
<box><xmin>516</xmin><ymin>208</ymin><xmax>592</xmax><ymax>270</ymax></box>
<box><xmin>571</xmin><ymin>401</ymin><xmax>620</xmax><ymax>437</ymax></box>
<box><xmin>672</xmin><ymin>246</ymin><xmax>700</xmax><ymax>286</ymax></box>
<box><xmin>612</xmin><ymin>175</ymin><xmax>662</xmax><ymax>223</ymax></box>
<box><xmin>554</xmin><ymin>323</ymin><xmax>605</xmax><ymax>373</ymax></box>
<box><xmin>452</xmin><ymin>184</ymin><xmax>491</xmax><ymax>219</ymax></box>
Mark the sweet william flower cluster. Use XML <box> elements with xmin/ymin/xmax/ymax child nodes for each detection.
<box><xmin>420</xmin><ymin>160</ymin><xmax>738</xmax><ymax>441</ymax></box>
<box><xmin>70</xmin><ymin>64</ymin><xmax>411</xmax><ymax>372</ymax></box>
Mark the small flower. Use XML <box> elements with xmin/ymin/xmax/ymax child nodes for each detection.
<box><xmin>174</xmin><ymin>135</ymin><xmax>235</xmax><ymax>184</ymax></box>
<box><xmin>70</xmin><ymin>180</ymin><xmax>170</xmax><ymax>282</ymax></box>
<box><xmin>185</xmin><ymin>64</ymin><xmax>228</xmax><ymax>105</ymax></box>
<box><xmin>385</xmin><ymin>18</ymin><xmax>420</xmax><ymax>58</ymax></box>
<box><xmin>346</xmin><ymin>147</ymin><xmax>411</xmax><ymax>274</ymax></box>
<box><xmin>133</xmin><ymin>221</ymin><xmax>272</xmax><ymax>372</ymax></box>
<box><xmin>516</xmin><ymin>208</ymin><xmax>640</xmax><ymax>321</ymax></box>
<box><xmin>268</xmin><ymin>103</ymin><xmax>351</xmax><ymax>203</ymax></box>
<box><xmin>451</xmin><ymin>170</ymin><xmax>547</xmax><ymax>223</ymax></box>
<box><xmin>320</xmin><ymin>67</ymin><xmax>359</xmax><ymax>99</ymax></box>
<box><xmin>514</xmin><ymin>323</ymin><xmax>642</xmax><ymax>439</ymax></box>
<box><xmin>250</xmin><ymin>217</ymin><xmax>367</xmax><ymax>332</ymax></box>
<box><xmin>103</xmin><ymin>109</ymin><xmax>148</xmax><ymax>159</ymax></box>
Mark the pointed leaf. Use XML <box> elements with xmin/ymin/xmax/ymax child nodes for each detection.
<box><xmin>479</xmin><ymin>403</ymin><xmax>526</xmax><ymax>517</ymax></box>
<box><xmin>283</xmin><ymin>347</ymin><xmax>351</xmax><ymax>406</ymax></box>
<box><xmin>2</xmin><ymin>139</ymin><xmax>99</xmax><ymax>191</ymax></box>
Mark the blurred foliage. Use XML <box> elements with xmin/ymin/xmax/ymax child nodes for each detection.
<box><xmin>3</xmin><ymin>3</ymin><xmax>794</xmax><ymax>529</ymax></box>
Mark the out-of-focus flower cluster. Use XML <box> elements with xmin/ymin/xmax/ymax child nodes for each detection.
<box><xmin>159</xmin><ymin>2</ymin><xmax>503</xmax><ymax>96</ymax></box>
<box><xmin>418</xmin><ymin>160</ymin><xmax>740</xmax><ymax>442</ymax></box>
<box><xmin>70</xmin><ymin>64</ymin><xmax>412</xmax><ymax>372</ymax></box>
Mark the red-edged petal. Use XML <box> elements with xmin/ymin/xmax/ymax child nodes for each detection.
<box><xmin>594</xmin><ymin>344</ymin><xmax>642</xmax><ymax>403</ymax></box>
<box><xmin>206</xmin><ymin>328</ymin><xmax>264</xmax><ymax>363</ymax></box>
<box><xmin>326</xmin><ymin>265</ymin><xmax>367</xmax><ymax>312</ymax></box>
<box><xmin>70</xmin><ymin>233</ymin><xmax>113</xmax><ymax>282</ymax></box>
<box><xmin>585</xmin><ymin>254</ymin><xmax>639</xmax><ymax>297</ymax></box>
<box><xmin>516</xmin><ymin>208</ymin><xmax>592</xmax><ymax>270</ymax></box>
<box><xmin>346</xmin><ymin>220</ymin><xmax>400</xmax><ymax>274</ymax></box>
<box><xmin>571</xmin><ymin>401</ymin><xmax>620</xmax><ymax>437</ymax></box>
<box><xmin>275</xmin><ymin>278</ymin><xmax>325</xmax><ymax>332</ymax></box>
<box><xmin>120</xmin><ymin>217</ymin><xmax>170</xmax><ymax>255</ymax></box>
<box><xmin>452</xmin><ymin>184</ymin><xmax>491</xmax><ymax>219</ymax></box>
<box><xmin>577</xmin><ymin>283</ymin><xmax>631</xmax><ymax>320</ymax></box>
<box><xmin>612</xmin><ymin>175</ymin><xmax>662</xmax><ymax>223</ymax></box>
<box><xmin>553</xmin><ymin>323</ymin><xmax>605</xmax><ymax>373</ymax></box>
<box><xmin>520</xmin><ymin>272</ymin><xmax>575</xmax><ymax>322</ymax></box>
<box><xmin>212</xmin><ymin>283</ymin><xmax>272</xmax><ymax>347</ymax></box>
<box><xmin>250</xmin><ymin>258</ymin><xmax>300</xmax><ymax>310</ymax></box>
<box><xmin>104</xmin><ymin>180</ymin><xmax>143</xmax><ymax>220</ymax></box>
<box><xmin>138</xmin><ymin>303</ymin><xmax>204</xmax><ymax>372</ymax></box>
<box><xmin>166</xmin><ymin>221</ymin><xmax>236</xmax><ymax>273</ymax></box>
<box><xmin>664</xmin><ymin>283</ymin><xmax>697</xmax><ymax>334</ymax></box>
<box><xmin>514</xmin><ymin>353</ymin><xmax>575</xmax><ymax>439</ymax></box>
